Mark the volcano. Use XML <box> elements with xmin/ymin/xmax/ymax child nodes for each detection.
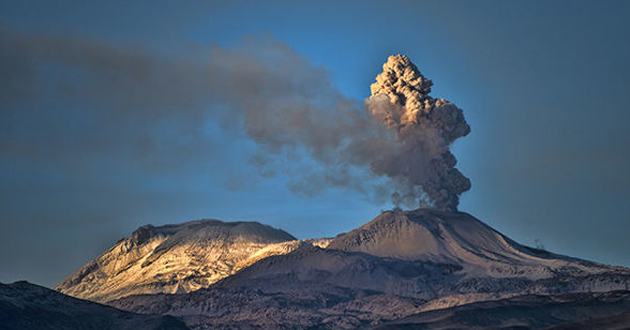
<box><xmin>54</xmin><ymin>209</ymin><xmax>630</xmax><ymax>329</ymax></box>
<box><xmin>327</xmin><ymin>209</ymin><xmax>619</xmax><ymax>279</ymax></box>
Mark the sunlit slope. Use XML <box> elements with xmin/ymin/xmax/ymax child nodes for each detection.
<box><xmin>55</xmin><ymin>219</ymin><xmax>319</xmax><ymax>303</ymax></box>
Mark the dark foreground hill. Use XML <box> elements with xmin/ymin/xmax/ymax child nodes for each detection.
<box><xmin>0</xmin><ymin>281</ymin><xmax>190</xmax><ymax>330</ymax></box>
<box><xmin>371</xmin><ymin>290</ymin><xmax>630</xmax><ymax>329</ymax></box>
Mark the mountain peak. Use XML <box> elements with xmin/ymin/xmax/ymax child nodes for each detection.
<box><xmin>130</xmin><ymin>219</ymin><xmax>296</xmax><ymax>246</ymax></box>
<box><xmin>55</xmin><ymin>218</ymin><xmax>300</xmax><ymax>303</ymax></box>
<box><xmin>328</xmin><ymin>209</ymin><xmax>489</xmax><ymax>261</ymax></box>
<box><xmin>328</xmin><ymin>209</ymin><xmax>616</xmax><ymax>278</ymax></box>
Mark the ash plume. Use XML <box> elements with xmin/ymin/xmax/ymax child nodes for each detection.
<box><xmin>243</xmin><ymin>54</ymin><xmax>471</xmax><ymax>211</ymax></box>
<box><xmin>1</xmin><ymin>27</ymin><xmax>470</xmax><ymax>211</ymax></box>
<box><xmin>366</xmin><ymin>55</ymin><xmax>471</xmax><ymax>210</ymax></box>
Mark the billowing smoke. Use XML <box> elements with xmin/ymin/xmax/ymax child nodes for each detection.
<box><xmin>1</xmin><ymin>27</ymin><xmax>470</xmax><ymax>211</ymax></box>
<box><xmin>365</xmin><ymin>55</ymin><xmax>471</xmax><ymax>211</ymax></box>
<box><xmin>240</xmin><ymin>54</ymin><xmax>471</xmax><ymax>211</ymax></box>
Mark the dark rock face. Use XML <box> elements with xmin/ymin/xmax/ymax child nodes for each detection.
<box><xmin>131</xmin><ymin>224</ymin><xmax>159</xmax><ymax>245</ymax></box>
<box><xmin>546</xmin><ymin>310</ymin><xmax>630</xmax><ymax>330</ymax></box>
<box><xmin>0</xmin><ymin>281</ymin><xmax>190</xmax><ymax>330</ymax></box>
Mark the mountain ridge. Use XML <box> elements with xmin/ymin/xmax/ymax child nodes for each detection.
<box><xmin>55</xmin><ymin>218</ymin><xmax>308</xmax><ymax>302</ymax></box>
<box><xmin>101</xmin><ymin>209</ymin><xmax>630</xmax><ymax>329</ymax></box>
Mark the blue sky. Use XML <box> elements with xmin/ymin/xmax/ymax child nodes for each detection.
<box><xmin>1</xmin><ymin>0</ymin><xmax>629</xmax><ymax>287</ymax></box>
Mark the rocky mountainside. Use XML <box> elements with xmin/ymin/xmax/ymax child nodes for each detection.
<box><xmin>54</xmin><ymin>219</ymin><xmax>322</xmax><ymax>303</ymax></box>
<box><xmin>107</xmin><ymin>209</ymin><xmax>630</xmax><ymax>329</ymax></box>
<box><xmin>0</xmin><ymin>281</ymin><xmax>190</xmax><ymax>330</ymax></box>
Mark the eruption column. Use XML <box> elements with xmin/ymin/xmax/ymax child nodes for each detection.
<box><xmin>366</xmin><ymin>55</ymin><xmax>471</xmax><ymax>211</ymax></box>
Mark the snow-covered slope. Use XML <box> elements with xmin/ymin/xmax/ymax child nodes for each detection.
<box><xmin>0</xmin><ymin>281</ymin><xmax>190</xmax><ymax>330</ymax></box>
<box><xmin>55</xmin><ymin>219</ymin><xmax>309</xmax><ymax>303</ymax></box>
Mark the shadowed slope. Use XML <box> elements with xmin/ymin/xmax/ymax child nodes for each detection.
<box><xmin>0</xmin><ymin>281</ymin><xmax>190</xmax><ymax>330</ymax></box>
<box><xmin>371</xmin><ymin>291</ymin><xmax>630</xmax><ymax>330</ymax></box>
